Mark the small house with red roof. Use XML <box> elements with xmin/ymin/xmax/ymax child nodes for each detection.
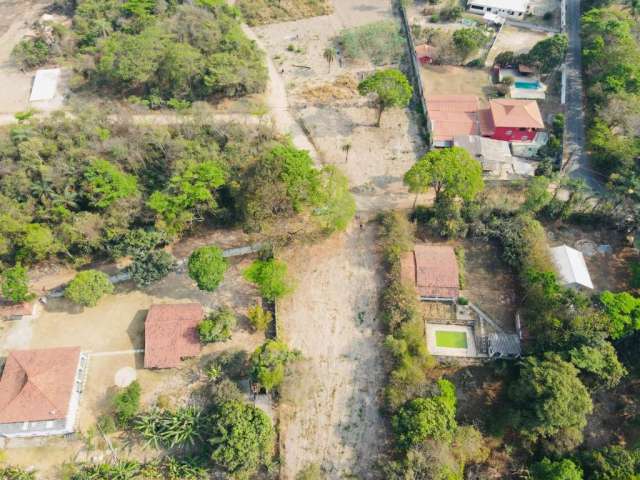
<box><xmin>480</xmin><ymin>99</ymin><xmax>545</xmax><ymax>142</ymax></box>
<box><xmin>0</xmin><ymin>346</ymin><xmax>86</xmax><ymax>437</ymax></box>
<box><xmin>426</xmin><ymin>95</ymin><xmax>481</xmax><ymax>147</ymax></box>
<box><xmin>0</xmin><ymin>301</ymin><xmax>40</xmax><ymax>321</ymax></box>
<box><xmin>415</xmin><ymin>44</ymin><xmax>437</xmax><ymax>65</ymax></box>
<box><xmin>400</xmin><ymin>245</ymin><xmax>460</xmax><ymax>300</ymax></box>
<box><xmin>144</xmin><ymin>303</ymin><xmax>204</xmax><ymax>369</ymax></box>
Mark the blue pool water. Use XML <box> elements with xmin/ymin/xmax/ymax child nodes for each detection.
<box><xmin>515</xmin><ymin>81</ymin><xmax>540</xmax><ymax>89</ymax></box>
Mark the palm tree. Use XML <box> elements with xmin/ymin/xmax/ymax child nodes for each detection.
<box><xmin>342</xmin><ymin>142</ymin><xmax>352</xmax><ymax>163</ymax></box>
<box><xmin>323</xmin><ymin>46</ymin><xmax>336</xmax><ymax>73</ymax></box>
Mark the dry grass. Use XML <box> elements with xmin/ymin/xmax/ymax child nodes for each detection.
<box><xmin>297</xmin><ymin>74</ymin><xmax>358</xmax><ymax>103</ymax></box>
<box><xmin>421</xmin><ymin>64</ymin><xmax>494</xmax><ymax>103</ymax></box>
<box><xmin>237</xmin><ymin>0</ymin><xmax>332</xmax><ymax>26</ymax></box>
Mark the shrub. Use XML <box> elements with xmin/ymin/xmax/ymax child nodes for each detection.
<box><xmin>129</xmin><ymin>250</ymin><xmax>175</xmax><ymax>287</ymax></box>
<box><xmin>12</xmin><ymin>37</ymin><xmax>51</xmax><ymax>69</ymax></box>
<box><xmin>112</xmin><ymin>381</ymin><xmax>141</xmax><ymax>426</ymax></box>
<box><xmin>0</xmin><ymin>466</ymin><xmax>36</xmax><ymax>480</ymax></box>
<box><xmin>198</xmin><ymin>307</ymin><xmax>237</xmax><ymax>343</ymax></box>
<box><xmin>1</xmin><ymin>263</ymin><xmax>33</xmax><ymax>303</ymax></box>
<box><xmin>251</xmin><ymin>339</ymin><xmax>300</xmax><ymax>391</ymax></box>
<box><xmin>209</xmin><ymin>400</ymin><xmax>275</xmax><ymax>476</ymax></box>
<box><xmin>530</xmin><ymin>458</ymin><xmax>583</xmax><ymax>480</ymax></box>
<box><xmin>65</xmin><ymin>270</ymin><xmax>114</xmax><ymax>307</ymax></box>
<box><xmin>338</xmin><ymin>21</ymin><xmax>405</xmax><ymax>65</ymax></box>
<box><xmin>188</xmin><ymin>246</ymin><xmax>228</xmax><ymax>292</ymax></box>
<box><xmin>243</xmin><ymin>258</ymin><xmax>294</xmax><ymax>301</ymax></box>
<box><xmin>247</xmin><ymin>304</ymin><xmax>273</xmax><ymax>332</ymax></box>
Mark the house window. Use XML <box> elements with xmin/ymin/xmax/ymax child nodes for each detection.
<box><xmin>506</xmin><ymin>130</ymin><xmax>513</xmax><ymax>136</ymax></box>
<box><xmin>21</xmin><ymin>422</ymin><xmax>29</xmax><ymax>430</ymax></box>
<box><xmin>519</xmin><ymin>127</ymin><xmax>526</xmax><ymax>131</ymax></box>
<box><xmin>46</xmin><ymin>421</ymin><xmax>54</xmax><ymax>429</ymax></box>
<box><xmin>522</xmin><ymin>136</ymin><xmax>529</xmax><ymax>141</ymax></box>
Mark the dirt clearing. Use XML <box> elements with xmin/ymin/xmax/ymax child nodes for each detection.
<box><xmin>486</xmin><ymin>25</ymin><xmax>551</xmax><ymax>66</ymax></box>
<box><xmin>422</xmin><ymin>64</ymin><xmax>493</xmax><ymax>103</ymax></box>
<box><xmin>278</xmin><ymin>224</ymin><xmax>387</xmax><ymax>479</ymax></box>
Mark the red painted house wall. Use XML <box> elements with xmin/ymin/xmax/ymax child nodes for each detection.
<box><xmin>490</xmin><ymin>126</ymin><xmax>538</xmax><ymax>142</ymax></box>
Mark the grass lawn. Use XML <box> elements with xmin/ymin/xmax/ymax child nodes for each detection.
<box><xmin>435</xmin><ymin>330</ymin><xmax>468</xmax><ymax>349</ymax></box>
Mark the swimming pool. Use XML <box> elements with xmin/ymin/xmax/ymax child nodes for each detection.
<box><xmin>515</xmin><ymin>81</ymin><xmax>540</xmax><ymax>89</ymax></box>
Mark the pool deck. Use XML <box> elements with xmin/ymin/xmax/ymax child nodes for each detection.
<box><xmin>426</xmin><ymin>323</ymin><xmax>483</xmax><ymax>358</ymax></box>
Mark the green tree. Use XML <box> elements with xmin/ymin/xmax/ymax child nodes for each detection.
<box><xmin>129</xmin><ymin>250</ymin><xmax>175</xmax><ymax>287</ymax></box>
<box><xmin>250</xmin><ymin>339</ymin><xmax>300</xmax><ymax>391</ymax></box>
<box><xmin>403</xmin><ymin>147</ymin><xmax>484</xmax><ymax>204</ymax></box>
<box><xmin>599</xmin><ymin>291</ymin><xmax>640</xmax><ymax>339</ymax></box>
<box><xmin>314</xmin><ymin>166</ymin><xmax>356</xmax><ymax>233</ymax></box>
<box><xmin>527</xmin><ymin>34</ymin><xmax>569</xmax><ymax>73</ymax></box>
<box><xmin>581</xmin><ymin>445</ymin><xmax>640</xmax><ymax>480</ymax></box>
<box><xmin>243</xmin><ymin>258</ymin><xmax>294</xmax><ymax>301</ymax></box>
<box><xmin>198</xmin><ymin>307</ymin><xmax>237</xmax><ymax>343</ymax></box>
<box><xmin>1</xmin><ymin>264</ymin><xmax>32</xmax><ymax>303</ymax></box>
<box><xmin>20</xmin><ymin>223</ymin><xmax>60</xmax><ymax>261</ymax></box>
<box><xmin>530</xmin><ymin>458</ymin><xmax>584</xmax><ymax>480</ymax></box>
<box><xmin>247</xmin><ymin>304</ymin><xmax>273</xmax><ymax>332</ymax></box>
<box><xmin>509</xmin><ymin>353</ymin><xmax>592</xmax><ymax>454</ymax></box>
<box><xmin>11</xmin><ymin>37</ymin><xmax>51</xmax><ymax>69</ymax></box>
<box><xmin>323</xmin><ymin>46</ymin><xmax>336</xmax><ymax>73</ymax></box>
<box><xmin>569</xmin><ymin>337</ymin><xmax>627</xmax><ymax>389</ymax></box>
<box><xmin>83</xmin><ymin>158</ymin><xmax>139</xmax><ymax>209</ymax></box>
<box><xmin>65</xmin><ymin>270</ymin><xmax>114</xmax><ymax>307</ymax></box>
<box><xmin>209</xmin><ymin>400</ymin><xmax>275</xmax><ymax>476</ymax></box>
<box><xmin>452</xmin><ymin>28</ymin><xmax>486</xmax><ymax>61</ymax></box>
<box><xmin>187</xmin><ymin>246</ymin><xmax>228</xmax><ymax>292</ymax></box>
<box><xmin>522</xmin><ymin>175</ymin><xmax>553</xmax><ymax>213</ymax></box>
<box><xmin>112</xmin><ymin>380</ymin><xmax>141</xmax><ymax>426</ymax></box>
<box><xmin>358</xmin><ymin>69</ymin><xmax>413</xmax><ymax>127</ymax></box>
<box><xmin>391</xmin><ymin>379</ymin><xmax>457</xmax><ymax>449</ymax></box>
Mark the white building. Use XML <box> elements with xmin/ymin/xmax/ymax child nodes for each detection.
<box><xmin>550</xmin><ymin>245</ymin><xmax>594</xmax><ymax>290</ymax></box>
<box><xmin>467</xmin><ymin>0</ymin><xmax>529</xmax><ymax>19</ymax></box>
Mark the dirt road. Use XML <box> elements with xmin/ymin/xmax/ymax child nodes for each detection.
<box><xmin>278</xmin><ymin>224</ymin><xmax>387</xmax><ymax>479</ymax></box>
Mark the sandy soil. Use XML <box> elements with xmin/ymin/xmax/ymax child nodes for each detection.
<box><xmin>422</xmin><ymin>64</ymin><xmax>494</xmax><ymax>103</ymax></box>
<box><xmin>486</xmin><ymin>25</ymin><xmax>551</xmax><ymax>66</ymax></box>
<box><xmin>0</xmin><ymin>0</ymin><xmax>53</xmax><ymax>114</ymax></box>
<box><xmin>278</xmin><ymin>224</ymin><xmax>387</xmax><ymax>480</ymax></box>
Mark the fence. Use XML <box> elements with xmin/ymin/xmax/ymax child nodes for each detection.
<box><xmin>398</xmin><ymin>3</ymin><xmax>429</xmax><ymax>130</ymax></box>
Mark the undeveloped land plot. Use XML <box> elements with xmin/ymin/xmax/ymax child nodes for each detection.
<box><xmin>486</xmin><ymin>25</ymin><xmax>551</xmax><ymax>66</ymax></box>
<box><xmin>422</xmin><ymin>64</ymin><xmax>493</xmax><ymax>103</ymax></box>
<box><xmin>278</xmin><ymin>225</ymin><xmax>387</xmax><ymax>479</ymax></box>
<box><xmin>255</xmin><ymin>0</ymin><xmax>425</xmax><ymax>212</ymax></box>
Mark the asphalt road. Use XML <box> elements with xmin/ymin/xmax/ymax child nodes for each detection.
<box><xmin>563</xmin><ymin>0</ymin><xmax>603</xmax><ymax>191</ymax></box>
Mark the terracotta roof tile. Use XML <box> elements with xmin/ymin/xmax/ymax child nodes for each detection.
<box><xmin>400</xmin><ymin>245</ymin><xmax>460</xmax><ymax>298</ymax></box>
<box><xmin>426</xmin><ymin>95</ymin><xmax>480</xmax><ymax>142</ymax></box>
<box><xmin>0</xmin><ymin>301</ymin><xmax>35</xmax><ymax>318</ymax></box>
<box><xmin>144</xmin><ymin>304</ymin><xmax>203</xmax><ymax>369</ymax></box>
<box><xmin>489</xmin><ymin>99</ymin><xmax>544</xmax><ymax>129</ymax></box>
<box><xmin>0</xmin><ymin>347</ymin><xmax>80</xmax><ymax>423</ymax></box>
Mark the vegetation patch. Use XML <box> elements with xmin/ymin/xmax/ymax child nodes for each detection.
<box><xmin>237</xmin><ymin>0</ymin><xmax>332</xmax><ymax>26</ymax></box>
<box><xmin>337</xmin><ymin>21</ymin><xmax>406</xmax><ymax>66</ymax></box>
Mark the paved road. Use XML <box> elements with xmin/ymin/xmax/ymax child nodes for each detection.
<box><xmin>563</xmin><ymin>0</ymin><xmax>603</xmax><ymax>191</ymax></box>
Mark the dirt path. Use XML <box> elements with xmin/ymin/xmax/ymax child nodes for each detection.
<box><xmin>278</xmin><ymin>224</ymin><xmax>387</xmax><ymax>479</ymax></box>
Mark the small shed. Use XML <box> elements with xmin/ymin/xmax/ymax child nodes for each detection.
<box><xmin>144</xmin><ymin>303</ymin><xmax>204</xmax><ymax>369</ymax></box>
<box><xmin>30</xmin><ymin>68</ymin><xmax>61</xmax><ymax>102</ymax></box>
<box><xmin>0</xmin><ymin>301</ymin><xmax>39</xmax><ymax>321</ymax></box>
<box><xmin>400</xmin><ymin>245</ymin><xmax>460</xmax><ymax>300</ymax></box>
<box><xmin>550</xmin><ymin>245</ymin><xmax>594</xmax><ymax>290</ymax></box>
<box><xmin>415</xmin><ymin>44</ymin><xmax>437</xmax><ymax>65</ymax></box>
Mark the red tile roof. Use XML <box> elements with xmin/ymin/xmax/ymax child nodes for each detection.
<box><xmin>0</xmin><ymin>301</ymin><xmax>35</xmax><ymax>318</ymax></box>
<box><xmin>426</xmin><ymin>95</ymin><xmax>480</xmax><ymax>143</ymax></box>
<box><xmin>0</xmin><ymin>347</ymin><xmax>80</xmax><ymax>424</ymax></box>
<box><xmin>144</xmin><ymin>304</ymin><xmax>203</xmax><ymax>369</ymax></box>
<box><xmin>415</xmin><ymin>44</ymin><xmax>437</xmax><ymax>58</ymax></box>
<box><xmin>489</xmin><ymin>99</ymin><xmax>544</xmax><ymax>129</ymax></box>
<box><xmin>400</xmin><ymin>245</ymin><xmax>460</xmax><ymax>298</ymax></box>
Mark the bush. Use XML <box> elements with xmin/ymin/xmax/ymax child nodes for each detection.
<box><xmin>0</xmin><ymin>466</ymin><xmax>36</xmax><ymax>480</ymax></box>
<box><xmin>188</xmin><ymin>246</ymin><xmax>228</xmax><ymax>292</ymax></box>
<box><xmin>198</xmin><ymin>307</ymin><xmax>237</xmax><ymax>343</ymax></box>
<box><xmin>209</xmin><ymin>401</ymin><xmax>275</xmax><ymax>476</ymax></box>
<box><xmin>243</xmin><ymin>258</ymin><xmax>294</xmax><ymax>301</ymax></box>
<box><xmin>129</xmin><ymin>250</ymin><xmax>175</xmax><ymax>287</ymax></box>
<box><xmin>112</xmin><ymin>381</ymin><xmax>141</xmax><ymax>426</ymax></box>
<box><xmin>251</xmin><ymin>339</ymin><xmax>300</xmax><ymax>391</ymax></box>
<box><xmin>338</xmin><ymin>21</ymin><xmax>405</xmax><ymax>65</ymax></box>
<box><xmin>65</xmin><ymin>270</ymin><xmax>114</xmax><ymax>307</ymax></box>
<box><xmin>1</xmin><ymin>263</ymin><xmax>33</xmax><ymax>303</ymax></box>
<box><xmin>12</xmin><ymin>37</ymin><xmax>51</xmax><ymax>69</ymax></box>
<box><xmin>530</xmin><ymin>458</ymin><xmax>583</xmax><ymax>480</ymax></box>
<box><xmin>247</xmin><ymin>304</ymin><xmax>273</xmax><ymax>332</ymax></box>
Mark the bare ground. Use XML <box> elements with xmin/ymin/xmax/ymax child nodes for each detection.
<box><xmin>278</xmin><ymin>224</ymin><xmax>387</xmax><ymax>479</ymax></box>
<box><xmin>486</xmin><ymin>25</ymin><xmax>551</xmax><ymax>66</ymax></box>
<box><xmin>421</xmin><ymin>64</ymin><xmax>494</xmax><ymax>104</ymax></box>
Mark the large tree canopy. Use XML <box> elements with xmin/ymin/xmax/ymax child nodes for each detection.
<box><xmin>358</xmin><ymin>69</ymin><xmax>413</xmax><ymax>126</ymax></box>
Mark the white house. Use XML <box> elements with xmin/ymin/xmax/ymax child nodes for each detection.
<box><xmin>467</xmin><ymin>0</ymin><xmax>529</xmax><ymax>19</ymax></box>
<box><xmin>550</xmin><ymin>245</ymin><xmax>594</xmax><ymax>290</ymax></box>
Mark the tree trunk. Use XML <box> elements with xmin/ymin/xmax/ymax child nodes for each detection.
<box><xmin>376</xmin><ymin>105</ymin><xmax>384</xmax><ymax>127</ymax></box>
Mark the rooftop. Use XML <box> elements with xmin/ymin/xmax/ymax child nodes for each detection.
<box><xmin>426</xmin><ymin>95</ymin><xmax>481</xmax><ymax>143</ymax></box>
<box><xmin>0</xmin><ymin>301</ymin><xmax>35</xmax><ymax>318</ymax></box>
<box><xmin>144</xmin><ymin>303</ymin><xmax>204</xmax><ymax>369</ymax></box>
<box><xmin>489</xmin><ymin>99</ymin><xmax>544</xmax><ymax>129</ymax></box>
<box><xmin>550</xmin><ymin>245</ymin><xmax>594</xmax><ymax>289</ymax></box>
<box><xmin>0</xmin><ymin>347</ymin><xmax>81</xmax><ymax>424</ymax></box>
<box><xmin>400</xmin><ymin>245</ymin><xmax>460</xmax><ymax>299</ymax></box>
<box><xmin>469</xmin><ymin>0</ymin><xmax>529</xmax><ymax>13</ymax></box>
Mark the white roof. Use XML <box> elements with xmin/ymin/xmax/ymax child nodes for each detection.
<box><xmin>550</xmin><ymin>245</ymin><xmax>594</xmax><ymax>289</ymax></box>
<box><xmin>469</xmin><ymin>0</ymin><xmax>529</xmax><ymax>13</ymax></box>
<box><xmin>30</xmin><ymin>68</ymin><xmax>61</xmax><ymax>102</ymax></box>
<box><xmin>484</xmin><ymin>12</ymin><xmax>506</xmax><ymax>23</ymax></box>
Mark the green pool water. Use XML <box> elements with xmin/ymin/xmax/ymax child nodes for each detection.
<box><xmin>435</xmin><ymin>331</ymin><xmax>468</xmax><ymax>349</ymax></box>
